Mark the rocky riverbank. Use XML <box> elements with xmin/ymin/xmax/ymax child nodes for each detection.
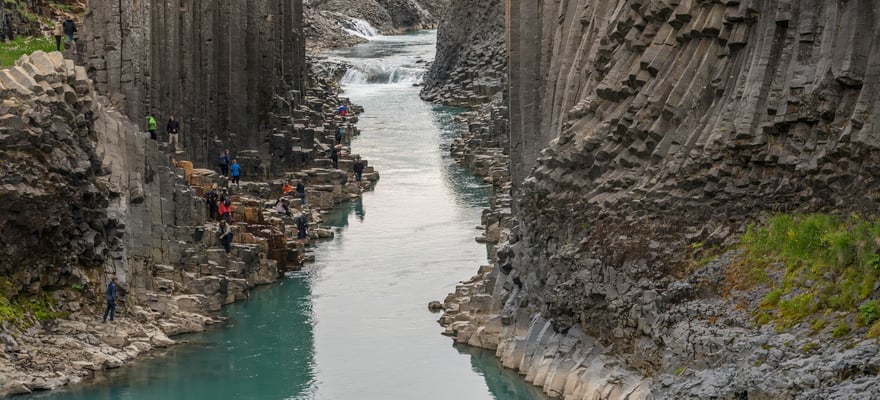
<box><xmin>0</xmin><ymin>50</ymin><xmax>377</xmax><ymax>397</ymax></box>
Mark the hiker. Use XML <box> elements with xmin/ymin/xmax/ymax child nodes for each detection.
<box><xmin>53</xmin><ymin>20</ymin><xmax>63</xmax><ymax>51</ymax></box>
<box><xmin>146</xmin><ymin>112</ymin><xmax>157</xmax><ymax>140</ymax></box>
<box><xmin>295</xmin><ymin>212</ymin><xmax>308</xmax><ymax>241</ymax></box>
<box><xmin>166</xmin><ymin>115</ymin><xmax>181</xmax><ymax>150</ymax></box>
<box><xmin>353</xmin><ymin>157</ymin><xmax>365</xmax><ymax>188</ymax></box>
<box><xmin>102</xmin><ymin>276</ymin><xmax>118</xmax><ymax>323</ymax></box>
<box><xmin>204</xmin><ymin>186</ymin><xmax>218</xmax><ymax>220</ymax></box>
<box><xmin>338</xmin><ymin>104</ymin><xmax>348</xmax><ymax>116</ymax></box>
<box><xmin>218</xmin><ymin>189</ymin><xmax>232</xmax><ymax>223</ymax></box>
<box><xmin>230</xmin><ymin>159</ymin><xmax>241</xmax><ymax>186</ymax></box>
<box><xmin>274</xmin><ymin>198</ymin><xmax>291</xmax><ymax>217</ymax></box>
<box><xmin>218</xmin><ymin>220</ymin><xmax>233</xmax><ymax>255</ymax></box>
<box><xmin>62</xmin><ymin>16</ymin><xmax>76</xmax><ymax>44</ymax></box>
<box><xmin>282</xmin><ymin>181</ymin><xmax>295</xmax><ymax>197</ymax></box>
<box><xmin>335</xmin><ymin>126</ymin><xmax>345</xmax><ymax>144</ymax></box>
<box><xmin>296</xmin><ymin>179</ymin><xmax>306</xmax><ymax>205</ymax></box>
<box><xmin>330</xmin><ymin>145</ymin><xmax>339</xmax><ymax>169</ymax></box>
<box><xmin>218</xmin><ymin>149</ymin><xmax>230</xmax><ymax>176</ymax></box>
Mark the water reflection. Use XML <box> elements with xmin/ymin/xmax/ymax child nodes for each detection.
<box><xmin>353</xmin><ymin>197</ymin><xmax>365</xmax><ymax>222</ymax></box>
<box><xmin>432</xmin><ymin>104</ymin><xmax>494</xmax><ymax>209</ymax></box>
<box><xmin>455</xmin><ymin>344</ymin><xmax>549</xmax><ymax>400</ymax></box>
<box><xmin>320</xmin><ymin>198</ymin><xmax>367</xmax><ymax>230</ymax></box>
<box><xmin>21</xmin><ymin>278</ymin><xmax>318</xmax><ymax>400</ymax></box>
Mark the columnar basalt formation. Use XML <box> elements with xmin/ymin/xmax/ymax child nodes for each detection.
<box><xmin>0</xmin><ymin>50</ymin><xmax>273</xmax><ymax>395</ymax></box>
<box><xmin>0</xmin><ymin>50</ymin><xmax>379</xmax><ymax>396</ymax></box>
<box><xmin>81</xmin><ymin>0</ymin><xmax>306</xmax><ymax>168</ymax></box>
<box><xmin>421</xmin><ymin>0</ymin><xmax>505</xmax><ymax>108</ymax></box>
<box><xmin>442</xmin><ymin>1</ymin><xmax>880</xmax><ymax>398</ymax></box>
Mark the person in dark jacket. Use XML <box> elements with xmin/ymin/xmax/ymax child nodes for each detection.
<box><xmin>330</xmin><ymin>145</ymin><xmax>339</xmax><ymax>169</ymax></box>
<box><xmin>62</xmin><ymin>16</ymin><xmax>76</xmax><ymax>44</ymax></box>
<box><xmin>295</xmin><ymin>213</ymin><xmax>308</xmax><ymax>241</ymax></box>
<box><xmin>353</xmin><ymin>157</ymin><xmax>365</xmax><ymax>188</ymax></box>
<box><xmin>296</xmin><ymin>180</ymin><xmax>306</xmax><ymax>205</ymax></box>
<box><xmin>218</xmin><ymin>220</ymin><xmax>233</xmax><ymax>255</ymax></box>
<box><xmin>102</xmin><ymin>276</ymin><xmax>118</xmax><ymax>322</ymax></box>
<box><xmin>166</xmin><ymin>115</ymin><xmax>181</xmax><ymax>150</ymax></box>
<box><xmin>204</xmin><ymin>186</ymin><xmax>218</xmax><ymax>220</ymax></box>
<box><xmin>218</xmin><ymin>150</ymin><xmax>230</xmax><ymax>176</ymax></box>
<box><xmin>335</xmin><ymin>126</ymin><xmax>345</xmax><ymax>144</ymax></box>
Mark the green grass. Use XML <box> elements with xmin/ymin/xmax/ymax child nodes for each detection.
<box><xmin>737</xmin><ymin>214</ymin><xmax>880</xmax><ymax>334</ymax></box>
<box><xmin>0</xmin><ymin>36</ymin><xmax>56</xmax><ymax>68</ymax></box>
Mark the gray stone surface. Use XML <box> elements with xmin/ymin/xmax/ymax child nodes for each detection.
<box><xmin>420</xmin><ymin>0</ymin><xmax>504</xmax><ymax>108</ymax></box>
<box><xmin>81</xmin><ymin>0</ymin><xmax>306</xmax><ymax>168</ymax></box>
<box><xmin>0</xmin><ymin>51</ymin><xmax>298</xmax><ymax>396</ymax></box>
<box><xmin>436</xmin><ymin>1</ymin><xmax>880</xmax><ymax>398</ymax></box>
<box><xmin>304</xmin><ymin>0</ymin><xmax>447</xmax><ymax>51</ymax></box>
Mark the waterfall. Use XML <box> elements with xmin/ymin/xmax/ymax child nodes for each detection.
<box><xmin>343</xmin><ymin>18</ymin><xmax>379</xmax><ymax>39</ymax></box>
<box><xmin>340</xmin><ymin>62</ymin><xmax>426</xmax><ymax>85</ymax></box>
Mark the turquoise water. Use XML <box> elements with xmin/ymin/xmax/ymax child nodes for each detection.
<box><xmin>23</xmin><ymin>31</ymin><xmax>547</xmax><ymax>400</ymax></box>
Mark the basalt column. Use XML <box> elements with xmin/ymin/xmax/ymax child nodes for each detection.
<box><xmin>83</xmin><ymin>0</ymin><xmax>306</xmax><ymax>168</ymax></box>
<box><xmin>505</xmin><ymin>0</ymin><xmax>553</xmax><ymax>189</ymax></box>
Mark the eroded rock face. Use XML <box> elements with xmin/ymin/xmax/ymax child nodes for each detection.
<box><xmin>440</xmin><ymin>1</ymin><xmax>880</xmax><ymax>398</ymax></box>
<box><xmin>0</xmin><ymin>51</ymin><xmax>109</xmax><ymax>295</ymax></box>
<box><xmin>0</xmin><ymin>52</ymin><xmax>283</xmax><ymax>395</ymax></box>
<box><xmin>81</xmin><ymin>0</ymin><xmax>306</xmax><ymax>167</ymax></box>
<box><xmin>308</xmin><ymin>0</ymin><xmax>445</xmax><ymax>34</ymax></box>
<box><xmin>420</xmin><ymin>0</ymin><xmax>505</xmax><ymax>108</ymax></box>
<box><xmin>303</xmin><ymin>0</ymin><xmax>448</xmax><ymax>51</ymax></box>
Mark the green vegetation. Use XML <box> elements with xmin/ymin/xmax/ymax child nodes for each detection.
<box><xmin>868</xmin><ymin>321</ymin><xmax>880</xmax><ymax>338</ymax></box>
<box><xmin>0</xmin><ymin>36</ymin><xmax>55</xmax><ymax>68</ymax></box>
<box><xmin>802</xmin><ymin>341</ymin><xmax>819</xmax><ymax>353</ymax></box>
<box><xmin>0</xmin><ymin>291</ymin><xmax>59</xmax><ymax>327</ymax></box>
<box><xmin>859</xmin><ymin>300</ymin><xmax>880</xmax><ymax>326</ymax></box>
<box><xmin>5</xmin><ymin>0</ymin><xmax>41</xmax><ymax>23</ymax></box>
<box><xmin>832</xmin><ymin>321</ymin><xmax>851</xmax><ymax>338</ymax></box>
<box><xmin>737</xmin><ymin>214</ymin><xmax>880</xmax><ymax>336</ymax></box>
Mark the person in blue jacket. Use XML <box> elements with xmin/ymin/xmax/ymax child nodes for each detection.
<box><xmin>102</xmin><ymin>276</ymin><xmax>118</xmax><ymax>322</ymax></box>
<box><xmin>230</xmin><ymin>159</ymin><xmax>241</xmax><ymax>186</ymax></box>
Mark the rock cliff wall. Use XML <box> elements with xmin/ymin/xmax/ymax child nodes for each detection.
<box><xmin>0</xmin><ymin>51</ymin><xmax>282</xmax><ymax>396</ymax></box>
<box><xmin>81</xmin><ymin>0</ymin><xmax>306</xmax><ymax>168</ymax></box>
<box><xmin>442</xmin><ymin>0</ymin><xmax>880</xmax><ymax>398</ymax></box>
<box><xmin>304</xmin><ymin>0</ymin><xmax>447</xmax><ymax>51</ymax></box>
<box><xmin>421</xmin><ymin>0</ymin><xmax>505</xmax><ymax>108</ymax></box>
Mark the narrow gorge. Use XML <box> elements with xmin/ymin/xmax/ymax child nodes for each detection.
<box><xmin>2</xmin><ymin>0</ymin><xmax>880</xmax><ymax>399</ymax></box>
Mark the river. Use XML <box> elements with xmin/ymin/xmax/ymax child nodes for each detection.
<box><xmin>22</xmin><ymin>31</ymin><xmax>547</xmax><ymax>400</ymax></box>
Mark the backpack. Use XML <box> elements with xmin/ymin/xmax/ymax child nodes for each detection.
<box><xmin>223</xmin><ymin>196</ymin><xmax>231</xmax><ymax>207</ymax></box>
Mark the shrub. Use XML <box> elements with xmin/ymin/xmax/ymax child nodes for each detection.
<box><xmin>859</xmin><ymin>300</ymin><xmax>880</xmax><ymax>326</ymax></box>
<box><xmin>761</xmin><ymin>290</ymin><xmax>783</xmax><ymax>308</ymax></box>
<box><xmin>868</xmin><ymin>321</ymin><xmax>880</xmax><ymax>338</ymax></box>
<box><xmin>832</xmin><ymin>321</ymin><xmax>851</xmax><ymax>338</ymax></box>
